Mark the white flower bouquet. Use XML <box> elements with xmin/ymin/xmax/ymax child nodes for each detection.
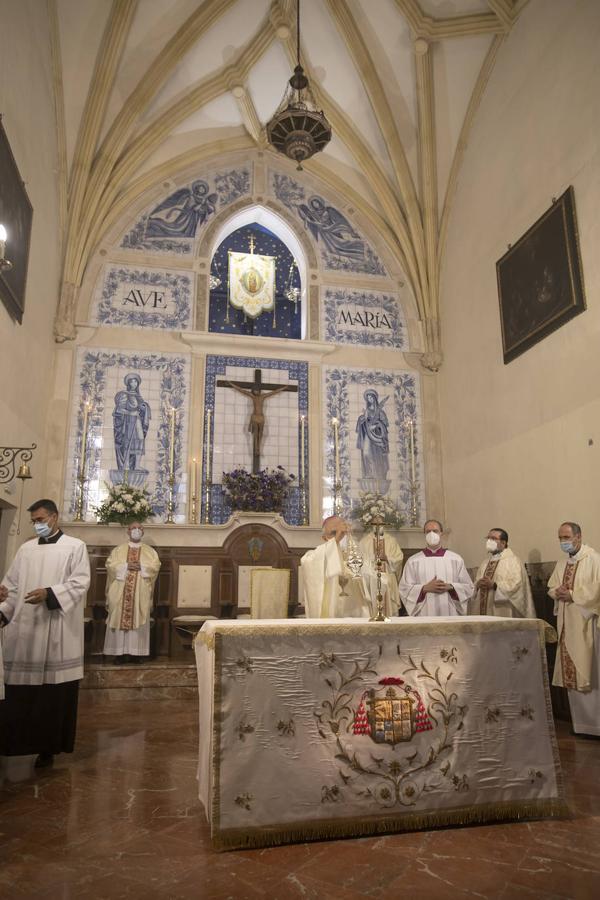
<box><xmin>94</xmin><ymin>482</ymin><xmax>154</xmax><ymax>525</ymax></box>
<box><xmin>351</xmin><ymin>492</ymin><xmax>404</xmax><ymax>531</ymax></box>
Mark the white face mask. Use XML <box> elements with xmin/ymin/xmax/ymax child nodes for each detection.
<box><xmin>486</xmin><ymin>539</ymin><xmax>499</xmax><ymax>553</ymax></box>
<box><xmin>129</xmin><ymin>528</ymin><xmax>143</xmax><ymax>542</ymax></box>
<box><xmin>425</xmin><ymin>531</ymin><xmax>441</xmax><ymax>548</ymax></box>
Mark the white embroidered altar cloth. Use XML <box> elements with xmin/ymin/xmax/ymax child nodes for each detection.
<box><xmin>195</xmin><ymin>617</ymin><xmax>565</xmax><ymax>850</ymax></box>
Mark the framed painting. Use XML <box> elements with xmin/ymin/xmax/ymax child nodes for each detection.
<box><xmin>0</xmin><ymin>117</ymin><xmax>33</xmax><ymax>323</ymax></box>
<box><xmin>496</xmin><ymin>186</ymin><xmax>585</xmax><ymax>364</ymax></box>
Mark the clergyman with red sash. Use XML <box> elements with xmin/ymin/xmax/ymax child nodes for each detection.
<box><xmin>471</xmin><ymin>527</ymin><xmax>536</xmax><ymax>617</ymax></box>
<box><xmin>103</xmin><ymin>522</ymin><xmax>160</xmax><ymax>663</ymax></box>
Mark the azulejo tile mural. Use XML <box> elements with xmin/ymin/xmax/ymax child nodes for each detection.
<box><xmin>323</xmin><ymin>366</ymin><xmax>424</xmax><ymax>523</ymax></box>
<box><xmin>270</xmin><ymin>171</ymin><xmax>386</xmax><ymax>277</ymax></box>
<box><xmin>64</xmin><ymin>348</ymin><xmax>191</xmax><ymax>522</ymax></box>
<box><xmin>204</xmin><ymin>355</ymin><xmax>309</xmax><ymax>526</ymax></box>
<box><xmin>91</xmin><ymin>265</ymin><xmax>193</xmax><ymax>330</ymax></box>
<box><xmin>322</xmin><ymin>287</ymin><xmax>407</xmax><ymax>348</ymax></box>
<box><xmin>119</xmin><ymin>167</ymin><xmax>252</xmax><ymax>254</ymax></box>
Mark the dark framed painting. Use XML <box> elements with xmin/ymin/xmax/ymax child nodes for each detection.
<box><xmin>0</xmin><ymin>117</ymin><xmax>33</xmax><ymax>323</ymax></box>
<box><xmin>496</xmin><ymin>186</ymin><xmax>586</xmax><ymax>364</ymax></box>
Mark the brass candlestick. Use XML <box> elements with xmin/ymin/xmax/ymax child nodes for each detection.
<box><xmin>203</xmin><ymin>408</ymin><xmax>212</xmax><ymax>524</ymax></box>
<box><xmin>74</xmin><ymin>400</ymin><xmax>91</xmax><ymax>522</ymax></box>
<box><xmin>369</xmin><ymin>519</ymin><xmax>390</xmax><ymax>622</ymax></box>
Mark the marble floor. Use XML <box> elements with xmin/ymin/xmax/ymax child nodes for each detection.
<box><xmin>1</xmin><ymin>698</ymin><xmax>599</xmax><ymax>900</ymax></box>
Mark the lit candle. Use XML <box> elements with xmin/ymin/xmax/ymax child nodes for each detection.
<box><xmin>332</xmin><ymin>417</ymin><xmax>340</xmax><ymax>484</ymax></box>
<box><xmin>80</xmin><ymin>399</ymin><xmax>91</xmax><ymax>478</ymax></box>
<box><xmin>191</xmin><ymin>457</ymin><xmax>197</xmax><ymax>497</ymax></box>
<box><xmin>409</xmin><ymin>419</ymin><xmax>416</xmax><ymax>483</ymax></box>
<box><xmin>206</xmin><ymin>408</ymin><xmax>212</xmax><ymax>478</ymax></box>
<box><xmin>300</xmin><ymin>415</ymin><xmax>306</xmax><ymax>481</ymax></box>
<box><xmin>169</xmin><ymin>407</ymin><xmax>176</xmax><ymax>474</ymax></box>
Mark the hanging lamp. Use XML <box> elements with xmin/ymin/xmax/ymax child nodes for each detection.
<box><xmin>266</xmin><ymin>0</ymin><xmax>331</xmax><ymax>170</ymax></box>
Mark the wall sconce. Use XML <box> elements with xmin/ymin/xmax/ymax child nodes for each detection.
<box><xmin>0</xmin><ymin>224</ymin><xmax>13</xmax><ymax>272</ymax></box>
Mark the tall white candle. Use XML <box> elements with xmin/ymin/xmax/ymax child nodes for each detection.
<box><xmin>332</xmin><ymin>417</ymin><xmax>340</xmax><ymax>483</ymax></box>
<box><xmin>206</xmin><ymin>408</ymin><xmax>212</xmax><ymax>478</ymax></box>
<box><xmin>191</xmin><ymin>457</ymin><xmax>197</xmax><ymax>497</ymax></box>
<box><xmin>169</xmin><ymin>407</ymin><xmax>176</xmax><ymax>474</ymax></box>
<box><xmin>409</xmin><ymin>419</ymin><xmax>416</xmax><ymax>483</ymax></box>
<box><xmin>300</xmin><ymin>415</ymin><xmax>306</xmax><ymax>481</ymax></box>
<box><xmin>80</xmin><ymin>399</ymin><xmax>91</xmax><ymax>478</ymax></box>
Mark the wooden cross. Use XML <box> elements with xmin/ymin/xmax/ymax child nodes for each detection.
<box><xmin>217</xmin><ymin>369</ymin><xmax>298</xmax><ymax>473</ymax></box>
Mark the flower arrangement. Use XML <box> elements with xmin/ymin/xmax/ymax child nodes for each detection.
<box><xmin>222</xmin><ymin>466</ymin><xmax>295</xmax><ymax>513</ymax></box>
<box><xmin>351</xmin><ymin>492</ymin><xmax>404</xmax><ymax>531</ymax></box>
<box><xmin>94</xmin><ymin>482</ymin><xmax>154</xmax><ymax>525</ymax></box>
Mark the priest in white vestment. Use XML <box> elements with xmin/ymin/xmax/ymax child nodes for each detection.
<box><xmin>358</xmin><ymin>526</ymin><xmax>403</xmax><ymax>617</ymax></box>
<box><xmin>0</xmin><ymin>499</ymin><xmax>90</xmax><ymax>767</ymax></box>
<box><xmin>548</xmin><ymin>521</ymin><xmax>600</xmax><ymax>736</ymax></box>
<box><xmin>301</xmin><ymin>516</ymin><xmax>370</xmax><ymax>618</ymax></box>
<box><xmin>103</xmin><ymin>522</ymin><xmax>161</xmax><ymax>661</ymax></box>
<box><xmin>470</xmin><ymin>528</ymin><xmax>536</xmax><ymax>618</ymax></box>
<box><xmin>399</xmin><ymin>519</ymin><xmax>473</xmax><ymax>616</ymax></box>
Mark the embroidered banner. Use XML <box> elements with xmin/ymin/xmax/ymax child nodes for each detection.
<box><xmin>195</xmin><ymin>617</ymin><xmax>565</xmax><ymax>850</ymax></box>
<box><xmin>228</xmin><ymin>250</ymin><xmax>275</xmax><ymax>318</ymax></box>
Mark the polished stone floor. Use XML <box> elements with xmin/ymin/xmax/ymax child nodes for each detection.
<box><xmin>1</xmin><ymin>698</ymin><xmax>599</xmax><ymax>900</ymax></box>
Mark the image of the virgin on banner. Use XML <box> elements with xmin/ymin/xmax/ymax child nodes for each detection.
<box><xmin>228</xmin><ymin>249</ymin><xmax>276</xmax><ymax>318</ymax></box>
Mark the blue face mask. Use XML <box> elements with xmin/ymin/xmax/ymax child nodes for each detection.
<box><xmin>34</xmin><ymin>521</ymin><xmax>53</xmax><ymax>539</ymax></box>
<box><xmin>560</xmin><ymin>541</ymin><xmax>575</xmax><ymax>554</ymax></box>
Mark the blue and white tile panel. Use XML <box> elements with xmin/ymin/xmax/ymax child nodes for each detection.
<box><xmin>63</xmin><ymin>348</ymin><xmax>191</xmax><ymax>522</ymax></box>
<box><xmin>204</xmin><ymin>355</ymin><xmax>309</xmax><ymax>526</ymax></box>
<box><xmin>322</xmin><ymin>287</ymin><xmax>407</xmax><ymax>349</ymax></box>
<box><xmin>322</xmin><ymin>365</ymin><xmax>425</xmax><ymax>523</ymax></box>
<box><xmin>119</xmin><ymin>166</ymin><xmax>252</xmax><ymax>255</ymax></box>
<box><xmin>270</xmin><ymin>170</ymin><xmax>386</xmax><ymax>277</ymax></box>
<box><xmin>90</xmin><ymin>265</ymin><xmax>193</xmax><ymax>331</ymax></box>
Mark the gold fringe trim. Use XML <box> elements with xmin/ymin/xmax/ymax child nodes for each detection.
<box><xmin>196</xmin><ymin>631</ymin><xmax>215</xmax><ymax>650</ymax></box>
<box><xmin>212</xmin><ymin>797</ymin><xmax>570</xmax><ymax>851</ymax></box>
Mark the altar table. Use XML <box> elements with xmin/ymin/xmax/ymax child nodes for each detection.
<box><xmin>195</xmin><ymin>617</ymin><xmax>566</xmax><ymax>850</ymax></box>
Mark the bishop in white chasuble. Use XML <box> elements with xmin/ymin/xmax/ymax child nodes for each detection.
<box><xmin>399</xmin><ymin>520</ymin><xmax>473</xmax><ymax>616</ymax></box>
<box><xmin>548</xmin><ymin>522</ymin><xmax>600</xmax><ymax>736</ymax></box>
<box><xmin>471</xmin><ymin>530</ymin><xmax>536</xmax><ymax>618</ymax></box>
<box><xmin>103</xmin><ymin>523</ymin><xmax>161</xmax><ymax>659</ymax></box>
<box><xmin>0</xmin><ymin>500</ymin><xmax>90</xmax><ymax>763</ymax></box>
<box><xmin>301</xmin><ymin>517</ymin><xmax>370</xmax><ymax>618</ymax></box>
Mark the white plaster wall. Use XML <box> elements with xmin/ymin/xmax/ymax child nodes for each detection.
<box><xmin>439</xmin><ymin>0</ymin><xmax>600</xmax><ymax>567</ymax></box>
<box><xmin>0</xmin><ymin>2</ymin><xmax>61</xmax><ymax>554</ymax></box>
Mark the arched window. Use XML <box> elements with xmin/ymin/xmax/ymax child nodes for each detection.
<box><xmin>207</xmin><ymin>207</ymin><xmax>306</xmax><ymax>339</ymax></box>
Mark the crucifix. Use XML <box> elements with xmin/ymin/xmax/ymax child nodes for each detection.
<box><xmin>217</xmin><ymin>369</ymin><xmax>299</xmax><ymax>473</ymax></box>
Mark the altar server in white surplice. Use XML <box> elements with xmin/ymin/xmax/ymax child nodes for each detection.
<box><xmin>301</xmin><ymin>516</ymin><xmax>370</xmax><ymax>618</ymax></box>
<box><xmin>103</xmin><ymin>522</ymin><xmax>161</xmax><ymax>662</ymax></box>
<box><xmin>358</xmin><ymin>526</ymin><xmax>403</xmax><ymax>617</ymax></box>
<box><xmin>0</xmin><ymin>499</ymin><xmax>90</xmax><ymax>768</ymax></box>
<box><xmin>399</xmin><ymin>519</ymin><xmax>473</xmax><ymax>616</ymax></box>
<box><xmin>548</xmin><ymin>521</ymin><xmax>600</xmax><ymax>737</ymax></box>
<box><xmin>470</xmin><ymin>528</ymin><xmax>536</xmax><ymax>618</ymax></box>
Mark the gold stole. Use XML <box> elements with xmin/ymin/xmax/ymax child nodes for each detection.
<box><xmin>477</xmin><ymin>557</ymin><xmax>501</xmax><ymax>615</ymax></box>
<box><xmin>559</xmin><ymin>560</ymin><xmax>579</xmax><ymax>690</ymax></box>
<box><xmin>119</xmin><ymin>545</ymin><xmax>141</xmax><ymax>631</ymax></box>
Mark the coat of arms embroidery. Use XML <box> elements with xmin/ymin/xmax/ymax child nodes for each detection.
<box><xmin>353</xmin><ymin>677</ymin><xmax>433</xmax><ymax>744</ymax></box>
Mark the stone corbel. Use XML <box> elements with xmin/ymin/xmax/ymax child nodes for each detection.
<box><xmin>54</xmin><ymin>280</ymin><xmax>80</xmax><ymax>342</ymax></box>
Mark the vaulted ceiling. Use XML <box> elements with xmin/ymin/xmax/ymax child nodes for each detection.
<box><xmin>50</xmin><ymin>0</ymin><xmax>529</xmax><ymax>363</ymax></box>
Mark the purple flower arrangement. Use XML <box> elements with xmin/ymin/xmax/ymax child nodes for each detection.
<box><xmin>222</xmin><ymin>465</ymin><xmax>295</xmax><ymax>512</ymax></box>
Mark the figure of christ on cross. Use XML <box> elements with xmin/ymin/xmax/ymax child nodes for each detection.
<box><xmin>217</xmin><ymin>369</ymin><xmax>299</xmax><ymax>473</ymax></box>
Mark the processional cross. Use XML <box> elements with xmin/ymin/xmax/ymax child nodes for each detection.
<box><xmin>217</xmin><ymin>369</ymin><xmax>298</xmax><ymax>473</ymax></box>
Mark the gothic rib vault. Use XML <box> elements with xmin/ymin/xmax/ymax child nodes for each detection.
<box><xmin>50</xmin><ymin>0</ymin><xmax>530</xmax><ymax>365</ymax></box>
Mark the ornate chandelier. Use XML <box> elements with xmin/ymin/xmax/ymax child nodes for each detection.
<box><xmin>266</xmin><ymin>0</ymin><xmax>332</xmax><ymax>170</ymax></box>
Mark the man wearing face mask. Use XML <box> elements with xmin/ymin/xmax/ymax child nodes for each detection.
<box><xmin>548</xmin><ymin>521</ymin><xmax>600</xmax><ymax>736</ymax></box>
<box><xmin>300</xmin><ymin>515</ymin><xmax>369</xmax><ymax>618</ymax></box>
<box><xmin>399</xmin><ymin>519</ymin><xmax>473</xmax><ymax>616</ymax></box>
<box><xmin>470</xmin><ymin>529</ymin><xmax>536</xmax><ymax>618</ymax></box>
<box><xmin>103</xmin><ymin>522</ymin><xmax>161</xmax><ymax>663</ymax></box>
<box><xmin>0</xmin><ymin>499</ymin><xmax>90</xmax><ymax>768</ymax></box>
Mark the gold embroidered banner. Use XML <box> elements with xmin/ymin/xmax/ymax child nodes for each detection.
<box><xmin>228</xmin><ymin>250</ymin><xmax>275</xmax><ymax>318</ymax></box>
<box><xmin>195</xmin><ymin>617</ymin><xmax>565</xmax><ymax>850</ymax></box>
